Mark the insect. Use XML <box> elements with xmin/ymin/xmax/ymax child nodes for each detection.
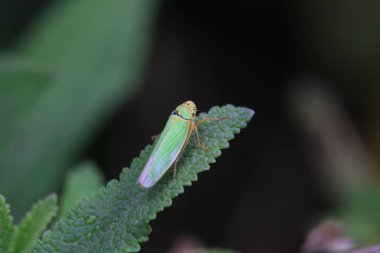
<box><xmin>137</xmin><ymin>100</ymin><xmax>226</xmax><ymax>188</ymax></box>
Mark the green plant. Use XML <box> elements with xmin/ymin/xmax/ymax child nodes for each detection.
<box><xmin>0</xmin><ymin>194</ymin><xmax>57</xmax><ymax>253</ymax></box>
<box><xmin>0</xmin><ymin>105</ymin><xmax>253</xmax><ymax>252</ymax></box>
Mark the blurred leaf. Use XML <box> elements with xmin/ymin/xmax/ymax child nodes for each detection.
<box><xmin>30</xmin><ymin>105</ymin><xmax>254</xmax><ymax>253</ymax></box>
<box><xmin>0</xmin><ymin>54</ymin><xmax>49</xmax><ymax>159</ymax></box>
<box><xmin>0</xmin><ymin>0</ymin><xmax>157</xmax><ymax>218</ymax></box>
<box><xmin>289</xmin><ymin>83</ymin><xmax>380</xmax><ymax>245</ymax></box>
<box><xmin>337</xmin><ymin>186</ymin><xmax>380</xmax><ymax>245</ymax></box>
<box><xmin>59</xmin><ymin>161</ymin><xmax>103</xmax><ymax>218</ymax></box>
<box><xmin>8</xmin><ymin>194</ymin><xmax>57</xmax><ymax>253</ymax></box>
<box><xmin>0</xmin><ymin>195</ymin><xmax>14</xmax><ymax>253</ymax></box>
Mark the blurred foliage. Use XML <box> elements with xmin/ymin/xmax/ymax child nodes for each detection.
<box><xmin>0</xmin><ymin>196</ymin><xmax>14</xmax><ymax>253</ymax></box>
<box><xmin>0</xmin><ymin>54</ymin><xmax>49</xmax><ymax>160</ymax></box>
<box><xmin>0</xmin><ymin>0</ymin><xmax>157</xmax><ymax>219</ymax></box>
<box><xmin>337</xmin><ymin>186</ymin><xmax>380</xmax><ymax>246</ymax></box>
<box><xmin>290</xmin><ymin>83</ymin><xmax>380</xmax><ymax>247</ymax></box>
<box><xmin>59</xmin><ymin>161</ymin><xmax>103</xmax><ymax>218</ymax></box>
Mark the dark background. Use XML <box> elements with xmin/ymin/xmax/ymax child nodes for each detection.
<box><xmin>2</xmin><ymin>1</ymin><xmax>380</xmax><ymax>252</ymax></box>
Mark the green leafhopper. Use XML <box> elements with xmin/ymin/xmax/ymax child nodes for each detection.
<box><xmin>137</xmin><ymin>100</ymin><xmax>226</xmax><ymax>188</ymax></box>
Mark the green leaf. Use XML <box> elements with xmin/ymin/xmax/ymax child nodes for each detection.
<box><xmin>0</xmin><ymin>195</ymin><xmax>14</xmax><ymax>253</ymax></box>
<box><xmin>0</xmin><ymin>54</ymin><xmax>49</xmax><ymax>161</ymax></box>
<box><xmin>0</xmin><ymin>0</ymin><xmax>157</xmax><ymax>218</ymax></box>
<box><xmin>31</xmin><ymin>105</ymin><xmax>254</xmax><ymax>253</ymax></box>
<box><xmin>8</xmin><ymin>194</ymin><xmax>58</xmax><ymax>253</ymax></box>
<box><xmin>335</xmin><ymin>185</ymin><xmax>380</xmax><ymax>245</ymax></box>
<box><xmin>60</xmin><ymin>162</ymin><xmax>104</xmax><ymax>218</ymax></box>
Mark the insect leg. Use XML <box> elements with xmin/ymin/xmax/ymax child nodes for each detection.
<box><xmin>196</xmin><ymin>116</ymin><xmax>228</xmax><ymax>126</ymax></box>
<box><xmin>193</xmin><ymin>124</ymin><xmax>208</xmax><ymax>151</ymax></box>
<box><xmin>151</xmin><ymin>132</ymin><xmax>161</xmax><ymax>141</ymax></box>
<box><xmin>173</xmin><ymin>160</ymin><xmax>178</xmax><ymax>177</ymax></box>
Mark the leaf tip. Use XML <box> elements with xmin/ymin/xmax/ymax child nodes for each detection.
<box><xmin>246</xmin><ymin>108</ymin><xmax>255</xmax><ymax>120</ymax></box>
<box><xmin>46</xmin><ymin>193</ymin><xmax>58</xmax><ymax>203</ymax></box>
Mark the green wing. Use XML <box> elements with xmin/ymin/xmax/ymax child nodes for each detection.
<box><xmin>137</xmin><ymin>115</ymin><xmax>191</xmax><ymax>187</ymax></box>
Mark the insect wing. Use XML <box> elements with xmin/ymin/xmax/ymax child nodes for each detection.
<box><xmin>138</xmin><ymin>116</ymin><xmax>191</xmax><ymax>188</ymax></box>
